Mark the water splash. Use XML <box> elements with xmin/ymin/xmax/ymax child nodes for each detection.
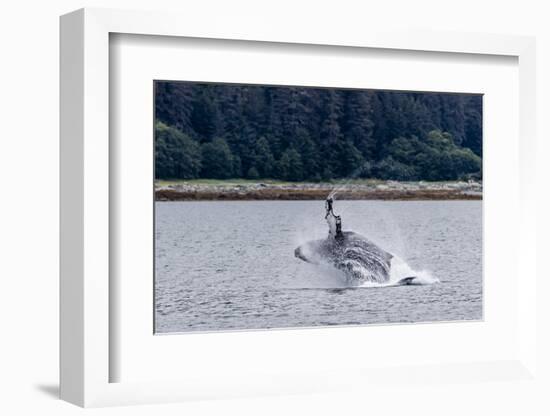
<box><xmin>359</xmin><ymin>255</ymin><xmax>439</xmax><ymax>288</ymax></box>
<box><xmin>327</xmin><ymin>160</ymin><xmax>374</xmax><ymax>201</ymax></box>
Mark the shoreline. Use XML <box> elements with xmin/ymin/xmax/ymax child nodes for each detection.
<box><xmin>155</xmin><ymin>180</ymin><xmax>482</xmax><ymax>201</ymax></box>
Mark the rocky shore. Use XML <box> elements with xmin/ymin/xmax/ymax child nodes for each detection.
<box><xmin>155</xmin><ymin>180</ymin><xmax>482</xmax><ymax>201</ymax></box>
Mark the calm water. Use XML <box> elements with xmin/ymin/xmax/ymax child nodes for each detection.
<box><xmin>155</xmin><ymin>200</ymin><xmax>482</xmax><ymax>333</ymax></box>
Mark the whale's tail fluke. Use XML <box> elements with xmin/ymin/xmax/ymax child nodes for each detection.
<box><xmin>396</xmin><ymin>276</ymin><xmax>418</xmax><ymax>286</ymax></box>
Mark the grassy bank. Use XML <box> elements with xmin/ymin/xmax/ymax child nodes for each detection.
<box><xmin>155</xmin><ymin>179</ymin><xmax>482</xmax><ymax>201</ymax></box>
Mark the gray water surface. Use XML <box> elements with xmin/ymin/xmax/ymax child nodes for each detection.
<box><xmin>155</xmin><ymin>200</ymin><xmax>482</xmax><ymax>333</ymax></box>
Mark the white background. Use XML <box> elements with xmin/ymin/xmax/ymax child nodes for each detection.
<box><xmin>1</xmin><ymin>0</ymin><xmax>549</xmax><ymax>415</ymax></box>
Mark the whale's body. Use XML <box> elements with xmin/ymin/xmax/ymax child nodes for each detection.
<box><xmin>295</xmin><ymin>231</ymin><xmax>418</xmax><ymax>286</ymax></box>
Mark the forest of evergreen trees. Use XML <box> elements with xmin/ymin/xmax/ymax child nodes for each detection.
<box><xmin>154</xmin><ymin>81</ymin><xmax>482</xmax><ymax>182</ymax></box>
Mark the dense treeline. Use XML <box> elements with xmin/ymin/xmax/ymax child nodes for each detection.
<box><xmin>155</xmin><ymin>82</ymin><xmax>482</xmax><ymax>181</ymax></box>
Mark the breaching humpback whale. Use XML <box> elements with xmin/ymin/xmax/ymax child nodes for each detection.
<box><xmin>294</xmin><ymin>197</ymin><xmax>418</xmax><ymax>286</ymax></box>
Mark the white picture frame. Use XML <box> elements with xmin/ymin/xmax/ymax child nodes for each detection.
<box><xmin>60</xmin><ymin>7</ymin><xmax>537</xmax><ymax>407</ymax></box>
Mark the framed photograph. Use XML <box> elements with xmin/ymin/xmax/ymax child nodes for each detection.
<box><xmin>60</xmin><ymin>8</ymin><xmax>538</xmax><ymax>407</ymax></box>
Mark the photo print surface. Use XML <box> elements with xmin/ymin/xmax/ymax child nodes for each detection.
<box><xmin>154</xmin><ymin>81</ymin><xmax>483</xmax><ymax>333</ymax></box>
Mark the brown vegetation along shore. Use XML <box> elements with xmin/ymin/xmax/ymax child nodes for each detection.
<box><xmin>155</xmin><ymin>180</ymin><xmax>482</xmax><ymax>201</ymax></box>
